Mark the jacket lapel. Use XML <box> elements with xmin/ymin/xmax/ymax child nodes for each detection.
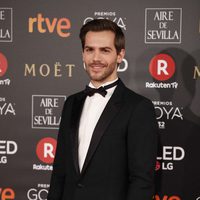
<box><xmin>70</xmin><ymin>92</ymin><xmax>86</xmax><ymax>175</ymax></box>
<box><xmin>81</xmin><ymin>80</ymin><xmax>126</xmax><ymax>175</ymax></box>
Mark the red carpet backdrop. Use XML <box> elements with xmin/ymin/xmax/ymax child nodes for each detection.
<box><xmin>0</xmin><ymin>0</ymin><xmax>200</xmax><ymax>199</ymax></box>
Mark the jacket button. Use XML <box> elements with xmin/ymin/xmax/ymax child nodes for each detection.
<box><xmin>77</xmin><ymin>183</ymin><xmax>84</xmax><ymax>188</ymax></box>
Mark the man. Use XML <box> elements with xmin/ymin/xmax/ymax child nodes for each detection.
<box><xmin>47</xmin><ymin>19</ymin><xmax>157</xmax><ymax>200</ymax></box>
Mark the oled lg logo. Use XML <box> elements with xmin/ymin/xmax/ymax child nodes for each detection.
<box><xmin>0</xmin><ymin>188</ymin><xmax>15</xmax><ymax>200</ymax></box>
<box><xmin>146</xmin><ymin>54</ymin><xmax>178</xmax><ymax>89</ymax></box>
<box><xmin>0</xmin><ymin>52</ymin><xmax>11</xmax><ymax>86</ymax></box>
<box><xmin>156</xmin><ymin>146</ymin><xmax>185</xmax><ymax>171</ymax></box>
<box><xmin>0</xmin><ymin>140</ymin><xmax>18</xmax><ymax>164</ymax></box>
<box><xmin>28</xmin><ymin>13</ymin><xmax>71</xmax><ymax>37</ymax></box>
<box><xmin>33</xmin><ymin>137</ymin><xmax>57</xmax><ymax>171</ymax></box>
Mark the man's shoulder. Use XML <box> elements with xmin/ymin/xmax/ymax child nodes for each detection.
<box><xmin>123</xmin><ymin>84</ymin><xmax>153</xmax><ymax>106</ymax></box>
<box><xmin>121</xmin><ymin>86</ymin><xmax>156</xmax><ymax>119</ymax></box>
<box><xmin>62</xmin><ymin>90</ymin><xmax>84</xmax><ymax>107</ymax></box>
<box><xmin>66</xmin><ymin>90</ymin><xmax>85</xmax><ymax>101</ymax></box>
<box><xmin>67</xmin><ymin>90</ymin><xmax>84</xmax><ymax>98</ymax></box>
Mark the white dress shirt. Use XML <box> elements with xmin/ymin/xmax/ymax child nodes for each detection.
<box><xmin>78</xmin><ymin>78</ymin><xmax>118</xmax><ymax>171</ymax></box>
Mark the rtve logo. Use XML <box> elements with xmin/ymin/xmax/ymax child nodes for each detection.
<box><xmin>36</xmin><ymin>137</ymin><xmax>57</xmax><ymax>164</ymax></box>
<box><xmin>28</xmin><ymin>13</ymin><xmax>71</xmax><ymax>37</ymax></box>
<box><xmin>0</xmin><ymin>52</ymin><xmax>8</xmax><ymax>77</ymax></box>
<box><xmin>0</xmin><ymin>188</ymin><xmax>15</xmax><ymax>200</ymax></box>
<box><xmin>149</xmin><ymin>53</ymin><xmax>175</xmax><ymax>81</ymax></box>
<box><xmin>153</xmin><ymin>194</ymin><xmax>181</xmax><ymax>200</ymax></box>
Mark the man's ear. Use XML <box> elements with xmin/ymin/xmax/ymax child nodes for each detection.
<box><xmin>117</xmin><ymin>49</ymin><xmax>125</xmax><ymax>64</ymax></box>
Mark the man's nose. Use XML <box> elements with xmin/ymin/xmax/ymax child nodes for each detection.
<box><xmin>92</xmin><ymin>51</ymin><xmax>101</xmax><ymax>61</ymax></box>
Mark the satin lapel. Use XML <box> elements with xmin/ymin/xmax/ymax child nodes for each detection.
<box><xmin>70</xmin><ymin>92</ymin><xmax>86</xmax><ymax>175</ymax></box>
<box><xmin>81</xmin><ymin>80</ymin><xmax>126</xmax><ymax>175</ymax></box>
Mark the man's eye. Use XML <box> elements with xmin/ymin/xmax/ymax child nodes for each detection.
<box><xmin>85</xmin><ymin>48</ymin><xmax>93</xmax><ymax>52</ymax></box>
<box><xmin>102</xmin><ymin>49</ymin><xmax>110</xmax><ymax>53</ymax></box>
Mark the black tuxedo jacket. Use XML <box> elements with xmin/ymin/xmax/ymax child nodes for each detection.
<box><xmin>48</xmin><ymin>79</ymin><xmax>157</xmax><ymax>200</ymax></box>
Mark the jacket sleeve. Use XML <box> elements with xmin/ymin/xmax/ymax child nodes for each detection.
<box><xmin>47</xmin><ymin>98</ymin><xmax>70</xmax><ymax>200</ymax></box>
<box><xmin>127</xmin><ymin>98</ymin><xmax>158</xmax><ymax>200</ymax></box>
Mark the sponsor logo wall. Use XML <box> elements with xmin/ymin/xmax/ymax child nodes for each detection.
<box><xmin>0</xmin><ymin>0</ymin><xmax>199</xmax><ymax>199</ymax></box>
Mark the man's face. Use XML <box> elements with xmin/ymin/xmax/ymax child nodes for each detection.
<box><xmin>82</xmin><ymin>31</ymin><xmax>125</xmax><ymax>86</ymax></box>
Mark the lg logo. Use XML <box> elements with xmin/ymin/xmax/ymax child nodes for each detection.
<box><xmin>149</xmin><ymin>54</ymin><xmax>175</xmax><ymax>81</ymax></box>
<box><xmin>0</xmin><ymin>140</ymin><xmax>18</xmax><ymax>164</ymax></box>
<box><xmin>36</xmin><ymin>137</ymin><xmax>57</xmax><ymax>164</ymax></box>
<box><xmin>156</xmin><ymin>146</ymin><xmax>185</xmax><ymax>171</ymax></box>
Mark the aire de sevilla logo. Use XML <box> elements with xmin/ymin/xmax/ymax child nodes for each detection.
<box><xmin>36</xmin><ymin>137</ymin><xmax>57</xmax><ymax>164</ymax></box>
<box><xmin>149</xmin><ymin>53</ymin><xmax>175</xmax><ymax>81</ymax></box>
<box><xmin>0</xmin><ymin>52</ymin><xmax>8</xmax><ymax>77</ymax></box>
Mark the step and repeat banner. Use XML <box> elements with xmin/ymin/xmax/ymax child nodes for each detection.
<box><xmin>0</xmin><ymin>0</ymin><xmax>200</xmax><ymax>199</ymax></box>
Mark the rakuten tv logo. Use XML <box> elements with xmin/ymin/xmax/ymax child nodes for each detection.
<box><xmin>149</xmin><ymin>54</ymin><xmax>175</xmax><ymax>81</ymax></box>
<box><xmin>28</xmin><ymin>13</ymin><xmax>71</xmax><ymax>37</ymax></box>
<box><xmin>0</xmin><ymin>187</ymin><xmax>15</xmax><ymax>200</ymax></box>
<box><xmin>36</xmin><ymin>137</ymin><xmax>57</xmax><ymax>164</ymax></box>
<box><xmin>0</xmin><ymin>52</ymin><xmax>8</xmax><ymax>77</ymax></box>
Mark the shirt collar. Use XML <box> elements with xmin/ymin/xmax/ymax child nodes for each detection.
<box><xmin>88</xmin><ymin>78</ymin><xmax>119</xmax><ymax>89</ymax></box>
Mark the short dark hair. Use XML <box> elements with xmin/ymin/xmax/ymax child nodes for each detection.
<box><xmin>79</xmin><ymin>19</ymin><xmax>125</xmax><ymax>54</ymax></box>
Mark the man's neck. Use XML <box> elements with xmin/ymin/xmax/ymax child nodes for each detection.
<box><xmin>90</xmin><ymin>77</ymin><xmax>118</xmax><ymax>88</ymax></box>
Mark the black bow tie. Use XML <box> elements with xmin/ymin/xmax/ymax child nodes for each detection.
<box><xmin>84</xmin><ymin>79</ymin><xmax>119</xmax><ymax>97</ymax></box>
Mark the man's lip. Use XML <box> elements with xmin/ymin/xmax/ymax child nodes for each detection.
<box><xmin>89</xmin><ymin>64</ymin><xmax>105</xmax><ymax>68</ymax></box>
